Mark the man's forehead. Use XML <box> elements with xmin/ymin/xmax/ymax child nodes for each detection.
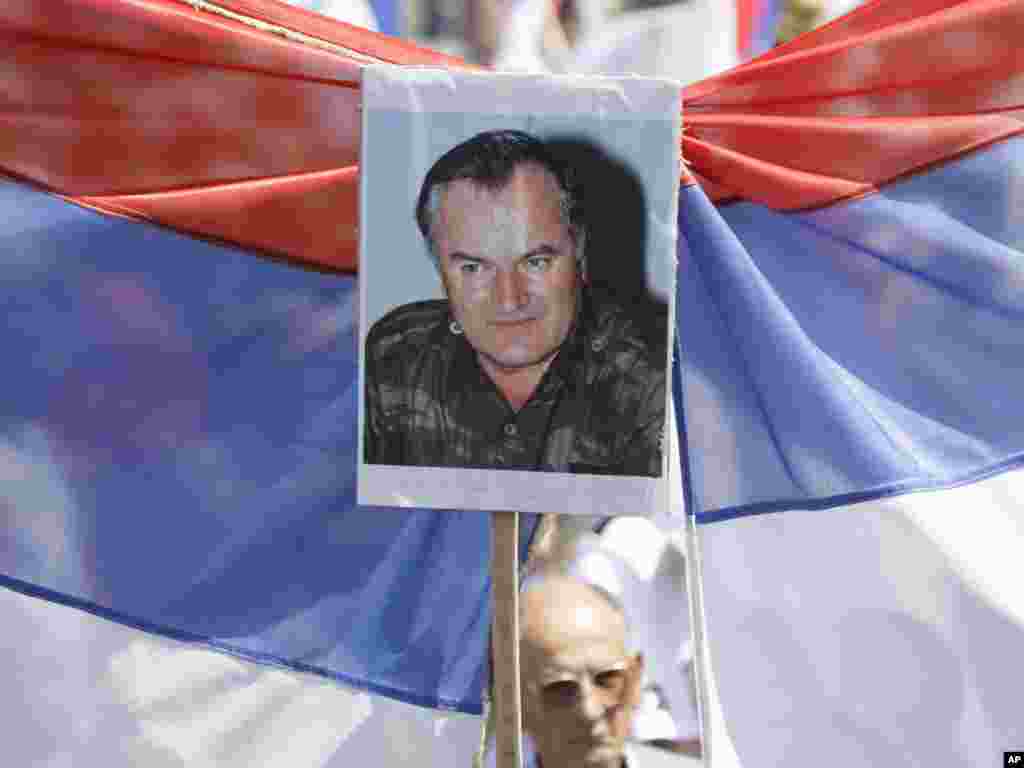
<box><xmin>521</xmin><ymin>576</ymin><xmax>628</xmax><ymax>662</ymax></box>
<box><xmin>524</xmin><ymin>636</ymin><xmax>631</xmax><ymax>682</ymax></box>
<box><xmin>430</xmin><ymin>167</ymin><xmax>569</xmax><ymax>259</ymax></box>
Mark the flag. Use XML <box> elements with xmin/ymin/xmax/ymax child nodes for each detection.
<box><xmin>1</xmin><ymin>0</ymin><xmax>526</xmax><ymax>720</ymax></box>
<box><xmin>2</xmin><ymin>0</ymin><xmax>1024</xmax><ymax>764</ymax></box>
<box><xmin>675</xmin><ymin>0</ymin><xmax>1024</xmax><ymax>762</ymax></box>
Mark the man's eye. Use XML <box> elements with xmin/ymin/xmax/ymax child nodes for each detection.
<box><xmin>525</xmin><ymin>256</ymin><xmax>552</xmax><ymax>272</ymax></box>
<box><xmin>594</xmin><ymin>670</ymin><xmax>626</xmax><ymax>693</ymax></box>
<box><xmin>542</xmin><ymin>680</ymin><xmax>579</xmax><ymax>708</ymax></box>
<box><xmin>459</xmin><ymin>261</ymin><xmax>482</xmax><ymax>274</ymax></box>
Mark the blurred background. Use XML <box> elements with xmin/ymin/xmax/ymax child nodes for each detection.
<box><xmin>287</xmin><ymin>0</ymin><xmax>865</xmax><ymax>84</ymax></box>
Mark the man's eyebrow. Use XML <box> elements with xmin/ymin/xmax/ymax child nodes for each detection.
<box><xmin>446</xmin><ymin>246</ymin><xmax>560</xmax><ymax>264</ymax></box>
<box><xmin>522</xmin><ymin>244</ymin><xmax>560</xmax><ymax>259</ymax></box>
<box><xmin>448</xmin><ymin>251</ymin><xmax>486</xmax><ymax>263</ymax></box>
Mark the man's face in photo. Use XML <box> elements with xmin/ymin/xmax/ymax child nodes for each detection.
<box><xmin>431</xmin><ymin>163</ymin><xmax>581</xmax><ymax>375</ymax></box>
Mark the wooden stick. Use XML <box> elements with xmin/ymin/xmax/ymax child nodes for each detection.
<box><xmin>491</xmin><ymin>510</ymin><xmax>523</xmax><ymax>768</ymax></box>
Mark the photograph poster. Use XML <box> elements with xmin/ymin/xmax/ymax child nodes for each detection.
<box><xmin>358</xmin><ymin>66</ymin><xmax>682</xmax><ymax>516</ymax></box>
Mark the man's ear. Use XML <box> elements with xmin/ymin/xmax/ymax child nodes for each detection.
<box><xmin>576</xmin><ymin>237</ymin><xmax>588</xmax><ymax>283</ymax></box>
<box><xmin>625</xmin><ymin>652</ymin><xmax>645</xmax><ymax>706</ymax></box>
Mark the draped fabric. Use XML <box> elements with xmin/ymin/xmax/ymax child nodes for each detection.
<box><xmin>674</xmin><ymin>136</ymin><xmax>1024</xmax><ymax>764</ymax></box>
<box><xmin>677</xmin><ymin>135</ymin><xmax>1024</xmax><ymax>520</ymax></box>
<box><xmin>0</xmin><ymin>177</ymin><xmax>537</xmax><ymax>713</ymax></box>
<box><xmin>684</xmin><ymin>0</ymin><xmax>1024</xmax><ymax>208</ymax></box>
<box><xmin>2</xmin><ymin>0</ymin><xmax>460</xmax><ymax>272</ymax></box>
<box><xmin>695</xmin><ymin>469</ymin><xmax>1024</xmax><ymax>768</ymax></box>
<box><xmin>2</xmin><ymin>0</ymin><xmax>1024</xmax><ymax>743</ymax></box>
<box><xmin>667</xmin><ymin>5</ymin><xmax>1024</xmax><ymax>762</ymax></box>
<box><xmin>7</xmin><ymin>0</ymin><xmax>1019</xmax><ymax>272</ymax></box>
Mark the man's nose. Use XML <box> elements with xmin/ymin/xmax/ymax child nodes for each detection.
<box><xmin>575</xmin><ymin>678</ymin><xmax>607</xmax><ymax>724</ymax></box>
<box><xmin>493</xmin><ymin>268</ymin><xmax>528</xmax><ymax>311</ymax></box>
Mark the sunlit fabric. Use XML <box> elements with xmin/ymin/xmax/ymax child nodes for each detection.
<box><xmin>0</xmin><ymin>179</ymin><xmax>536</xmax><ymax>713</ymax></box>
<box><xmin>695</xmin><ymin>469</ymin><xmax>1024</xmax><ymax>768</ymax></box>
<box><xmin>0</xmin><ymin>584</ymin><xmax>484</xmax><ymax>767</ymax></box>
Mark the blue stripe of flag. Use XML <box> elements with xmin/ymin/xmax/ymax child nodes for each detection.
<box><xmin>0</xmin><ymin>178</ymin><xmax>536</xmax><ymax>714</ymax></box>
<box><xmin>676</xmin><ymin>135</ymin><xmax>1024</xmax><ymax>522</ymax></box>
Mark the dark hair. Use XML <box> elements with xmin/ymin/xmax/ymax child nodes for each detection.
<box><xmin>414</xmin><ymin>129</ymin><xmax>585</xmax><ymax>265</ymax></box>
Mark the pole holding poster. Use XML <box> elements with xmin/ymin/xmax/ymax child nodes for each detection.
<box><xmin>491</xmin><ymin>510</ymin><xmax>524</xmax><ymax>768</ymax></box>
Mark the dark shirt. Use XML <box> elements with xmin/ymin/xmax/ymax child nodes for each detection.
<box><xmin>364</xmin><ymin>293</ymin><xmax>665</xmax><ymax>477</ymax></box>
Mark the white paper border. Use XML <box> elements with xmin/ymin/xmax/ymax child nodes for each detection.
<box><xmin>358</xmin><ymin>66</ymin><xmax>682</xmax><ymax>516</ymax></box>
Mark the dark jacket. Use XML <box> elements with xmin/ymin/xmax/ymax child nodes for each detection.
<box><xmin>364</xmin><ymin>293</ymin><xmax>665</xmax><ymax>477</ymax></box>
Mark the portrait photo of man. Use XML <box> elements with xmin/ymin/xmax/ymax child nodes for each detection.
<box><xmin>364</xmin><ymin>129</ymin><xmax>666</xmax><ymax>477</ymax></box>
<box><xmin>358</xmin><ymin>67</ymin><xmax>680</xmax><ymax>512</ymax></box>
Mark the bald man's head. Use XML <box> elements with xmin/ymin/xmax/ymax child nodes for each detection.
<box><xmin>519</xmin><ymin>572</ymin><xmax>642</xmax><ymax>768</ymax></box>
